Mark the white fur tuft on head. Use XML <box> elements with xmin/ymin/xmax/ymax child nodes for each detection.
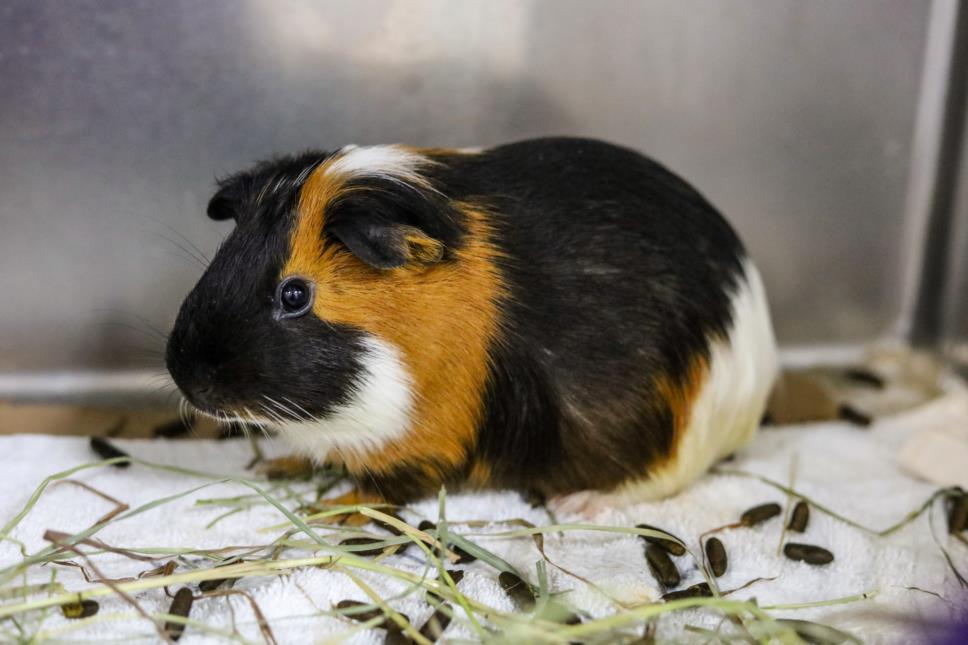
<box><xmin>325</xmin><ymin>144</ymin><xmax>435</xmax><ymax>190</ymax></box>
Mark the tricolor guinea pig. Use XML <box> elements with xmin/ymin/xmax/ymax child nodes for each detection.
<box><xmin>166</xmin><ymin>137</ymin><xmax>778</xmax><ymax>514</ymax></box>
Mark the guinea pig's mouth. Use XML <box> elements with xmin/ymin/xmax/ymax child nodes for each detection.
<box><xmin>179</xmin><ymin>398</ymin><xmax>273</xmax><ymax>430</ymax></box>
<box><xmin>169</xmin><ymin>374</ymin><xmax>309</xmax><ymax>429</ymax></box>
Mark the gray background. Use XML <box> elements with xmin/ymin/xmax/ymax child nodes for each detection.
<box><xmin>0</xmin><ymin>0</ymin><xmax>962</xmax><ymax>380</ymax></box>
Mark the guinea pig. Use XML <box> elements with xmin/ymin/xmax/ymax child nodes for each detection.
<box><xmin>166</xmin><ymin>137</ymin><xmax>778</xmax><ymax>515</ymax></box>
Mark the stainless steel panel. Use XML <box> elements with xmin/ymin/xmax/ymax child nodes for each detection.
<box><xmin>900</xmin><ymin>0</ymin><xmax>968</xmax><ymax>348</ymax></box>
<box><xmin>942</xmin><ymin>81</ymin><xmax>968</xmax><ymax>368</ymax></box>
<box><xmin>0</xmin><ymin>0</ymin><xmax>931</xmax><ymax>372</ymax></box>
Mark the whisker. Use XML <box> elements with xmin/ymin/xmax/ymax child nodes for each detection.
<box><xmin>96</xmin><ymin>321</ymin><xmax>167</xmax><ymax>344</ymax></box>
<box><xmin>259</xmin><ymin>399</ymin><xmax>292</xmax><ymax>429</ymax></box>
<box><xmin>92</xmin><ymin>310</ymin><xmax>171</xmax><ymax>342</ymax></box>
<box><xmin>281</xmin><ymin>396</ymin><xmax>314</xmax><ymax>423</ymax></box>
<box><xmin>154</xmin><ymin>219</ymin><xmax>212</xmax><ymax>265</ymax></box>
<box><xmin>161</xmin><ymin>247</ymin><xmax>206</xmax><ymax>271</ymax></box>
<box><xmin>178</xmin><ymin>398</ymin><xmax>190</xmax><ymax>429</ymax></box>
<box><xmin>148</xmin><ymin>382</ymin><xmax>176</xmax><ymax>398</ymax></box>
<box><xmin>241</xmin><ymin>407</ymin><xmax>268</xmax><ymax>433</ymax></box>
<box><xmin>154</xmin><ymin>232</ymin><xmax>209</xmax><ymax>271</ymax></box>
<box><xmin>258</xmin><ymin>399</ymin><xmax>285</xmax><ymax>425</ymax></box>
<box><xmin>264</xmin><ymin>395</ymin><xmax>299</xmax><ymax>422</ymax></box>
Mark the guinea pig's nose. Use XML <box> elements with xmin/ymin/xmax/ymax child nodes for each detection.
<box><xmin>193</xmin><ymin>383</ymin><xmax>214</xmax><ymax>399</ymax></box>
<box><xmin>183</xmin><ymin>381</ymin><xmax>218</xmax><ymax>409</ymax></box>
<box><xmin>175</xmin><ymin>365</ymin><xmax>221</xmax><ymax>409</ymax></box>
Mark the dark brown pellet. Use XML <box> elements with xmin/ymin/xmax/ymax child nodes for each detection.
<box><xmin>61</xmin><ymin>599</ymin><xmax>99</xmax><ymax>619</ymax></box>
<box><xmin>418</xmin><ymin>604</ymin><xmax>452</xmax><ymax>641</ymax></box>
<box><xmin>740</xmin><ymin>503</ymin><xmax>782</xmax><ymax>527</ymax></box>
<box><xmin>777</xmin><ymin>618</ymin><xmax>853</xmax><ymax>644</ymax></box>
<box><xmin>634</xmin><ymin>622</ymin><xmax>657</xmax><ymax>644</ymax></box>
<box><xmin>199</xmin><ymin>559</ymin><xmax>242</xmax><ymax>591</ymax></box>
<box><xmin>948</xmin><ymin>493</ymin><xmax>968</xmax><ymax>534</ymax></box>
<box><xmin>384</xmin><ymin>630</ymin><xmax>413</xmax><ymax>645</ymax></box>
<box><xmin>843</xmin><ymin>368</ymin><xmax>885</xmax><ymax>389</ymax></box>
<box><xmin>337</xmin><ymin>599</ymin><xmax>383</xmax><ymax>623</ymax></box>
<box><xmin>428</xmin><ymin>569</ymin><xmax>464</xmax><ymax>603</ymax></box>
<box><xmin>645</xmin><ymin>544</ymin><xmax>680</xmax><ymax>589</ymax></box>
<box><xmin>705</xmin><ymin>537</ymin><xmax>727</xmax><ymax>577</ymax></box>
<box><xmin>784</xmin><ymin>542</ymin><xmax>834</xmax><ymax>565</ymax></box>
<box><xmin>453</xmin><ymin>547</ymin><xmax>476</xmax><ymax>563</ymax></box>
<box><xmin>336</xmin><ymin>600</ymin><xmax>409</xmax><ymax>628</ymax></box>
<box><xmin>636</xmin><ymin>523</ymin><xmax>686</xmax><ymax>556</ymax></box>
<box><xmin>837</xmin><ymin>404</ymin><xmax>872</xmax><ymax>427</ymax></box>
<box><xmin>198</xmin><ymin>559</ymin><xmax>245</xmax><ymax>593</ymax></box>
<box><xmin>945</xmin><ymin>491</ymin><xmax>957</xmax><ymax>514</ymax></box>
<box><xmin>661</xmin><ymin>582</ymin><xmax>712</xmax><ymax>602</ymax></box>
<box><xmin>560</xmin><ymin>610</ymin><xmax>582</xmax><ymax>625</ymax></box>
<box><xmin>788</xmin><ymin>501</ymin><xmax>810</xmax><ymax>533</ymax></box>
<box><xmin>198</xmin><ymin>577</ymin><xmax>230</xmax><ymax>592</ymax></box>
<box><xmin>499</xmin><ymin>571</ymin><xmax>536</xmax><ymax>610</ymax></box>
<box><xmin>340</xmin><ymin>536</ymin><xmax>408</xmax><ymax>557</ymax></box>
<box><xmin>89</xmin><ymin>437</ymin><xmax>130</xmax><ymax>467</ymax></box>
<box><xmin>164</xmin><ymin>587</ymin><xmax>194</xmax><ymax>641</ymax></box>
<box><xmin>152</xmin><ymin>415</ymin><xmax>195</xmax><ymax>439</ymax></box>
<box><xmin>444</xmin><ymin>569</ymin><xmax>464</xmax><ymax>586</ymax></box>
<box><xmin>371</xmin><ymin>512</ymin><xmax>407</xmax><ymax>536</ymax></box>
<box><xmin>694</xmin><ymin>582</ymin><xmax>713</xmax><ymax>596</ymax></box>
<box><xmin>417</xmin><ymin>521</ymin><xmax>476</xmax><ymax>563</ymax></box>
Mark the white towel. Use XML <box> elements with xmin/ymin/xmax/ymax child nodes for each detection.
<box><xmin>1</xmin><ymin>385</ymin><xmax>966</xmax><ymax>644</ymax></box>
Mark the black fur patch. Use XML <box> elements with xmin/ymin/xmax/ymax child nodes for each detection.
<box><xmin>472</xmin><ymin>353</ymin><xmax>565</xmax><ymax>490</ymax></box>
<box><xmin>353</xmin><ymin>458</ymin><xmax>468</xmax><ymax>505</ymax></box>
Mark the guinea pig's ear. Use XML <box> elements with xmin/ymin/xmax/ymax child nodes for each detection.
<box><xmin>207</xmin><ymin>194</ymin><xmax>235</xmax><ymax>221</ymax></box>
<box><xmin>206</xmin><ymin>178</ymin><xmax>246</xmax><ymax>221</ymax></box>
<box><xmin>327</xmin><ymin>212</ymin><xmax>444</xmax><ymax>270</ymax></box>
<box><xmin>324</xmin><ymin>180</ymin><xmax>458</xmax><ymax>269</ymax></box>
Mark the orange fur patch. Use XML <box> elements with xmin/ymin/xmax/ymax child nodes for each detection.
<box><xmin>465</xmin><ymin>460</ymin><xmax>492</xmax><ymax>488</ymax></box>
<box><xmin>654</xmin><ymin>355</ymin><xmax>709</xmax><ymax>463</ymax></box>
<box><xmin>284</xmin><ymin>150</ymin><xmax>504</xmax><ymax>483</ymax></box>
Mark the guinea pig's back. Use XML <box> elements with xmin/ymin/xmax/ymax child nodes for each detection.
<box><xmin>433</xmin><ymin>138</ymin><xmax>778</xmax><ymax>499</ymax></box>
<box><xmin>459</xmin><ymin>137</ymin><xmax>747</xmax><ymax>352</ymax></box>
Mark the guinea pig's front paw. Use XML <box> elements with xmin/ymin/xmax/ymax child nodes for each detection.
<box><xmin>312</xmin><ymin>489</ymin><xmax>390</xmax><ymax>527</ymax></box>
<box><xmin>255</xmin><ymin>454</ymin><xmax>316</xmax><ymax>480</ymax></box>
<box><xmin>548</xmin><ymin>490</ymin><xmax>612</xmax><ymax>520</ymax></box>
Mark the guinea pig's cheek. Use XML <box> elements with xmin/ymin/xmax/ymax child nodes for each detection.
<box><xmin>274</xmin><ymin>335</ymin><xmax>415</xmax><ymax>459</ymax></box>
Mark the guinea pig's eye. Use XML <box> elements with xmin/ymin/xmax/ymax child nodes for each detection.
<box><xmin>276</xmin><ymin>277</ymin><xmax>314</xmax><ymax>318</ymax></box>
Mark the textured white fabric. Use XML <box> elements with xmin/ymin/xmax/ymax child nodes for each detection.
<box><xmin>1</xmin><ymin>385</ymin><xmax>966</xmax><ymax>644</ymax></box>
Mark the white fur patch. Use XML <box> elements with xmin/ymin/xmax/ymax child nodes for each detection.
<box><xmin>273</xmin><ymin>336</ymin><xmax>414</xmax><ymax>463</ymax></box>
<box><xmin>325</xmin><ymin>144</ymin><xmax>432</xmax><ymax>188</ymax></box>
<box><xmin>556</xmin><ymin>258</ymin><xmax>779</xmax><ymax>513</ymax></box>
<box><xmin>621</xmin><ymin>258</ymin><xmax>778</xmax><ymax>500</ymax></box>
